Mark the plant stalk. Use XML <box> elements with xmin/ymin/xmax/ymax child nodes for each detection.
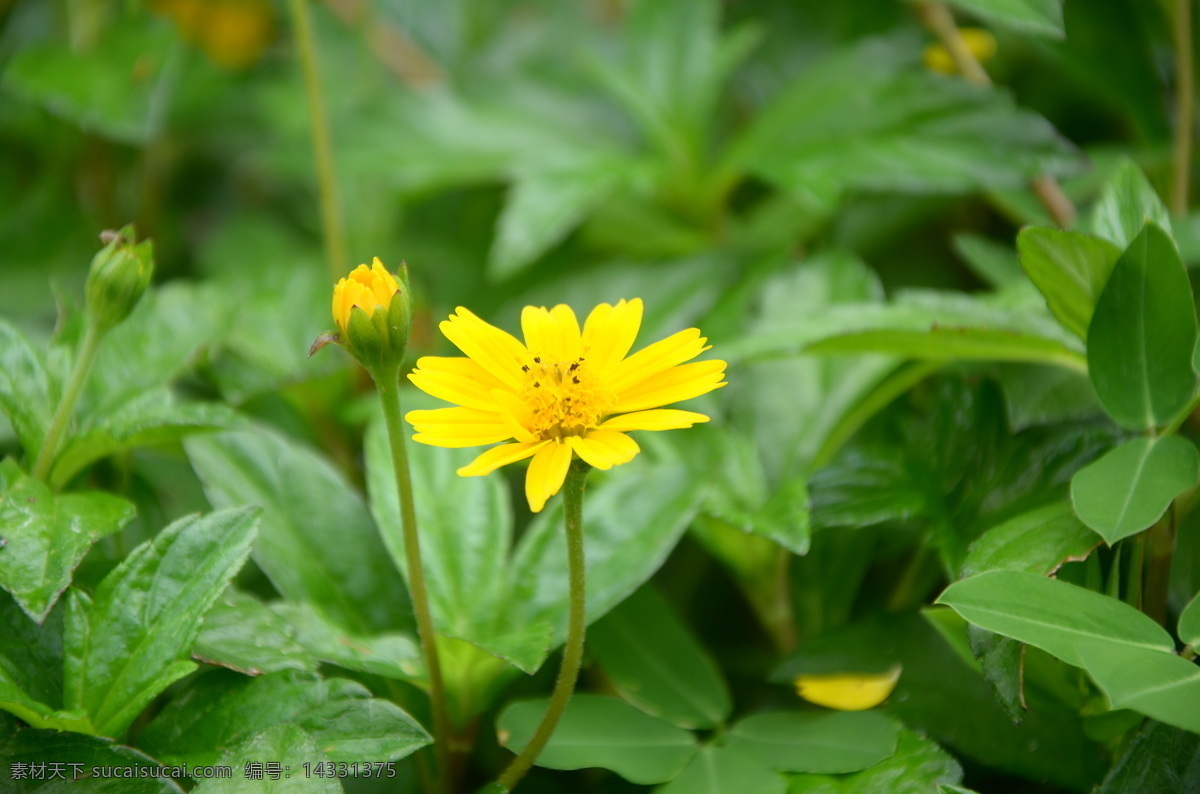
<box><xmin>1173</xmin><ymin>0</ymin><xmax>1195</xmax><ymax>215</ymax></box>
<box><xmin>495</xmin><ymin>460</ymin><xmax>590</xmax><ymax>793</ymax></box>
<box><xmin>32</xmin><ymin>321</ymin><xmax>103</xmax><ymax>482</ymax></box>
<box><xmin>288</xmin><ymin>0</ymin><xmax>348</xmax><ymax>281</ymax></box>
<box><xmin>375</xmin><ymin>366</ymin><xmax>451</xmax><ymax>794</ymax></box>
<box><xmin>1143</xmin><ymin>508</ymin><xmax>1179</xmax><ymax>626</ymax></box>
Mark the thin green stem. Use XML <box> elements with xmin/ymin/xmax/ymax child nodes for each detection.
<box><xmin>32</xmin><ymin>322</ymin><xmax>103</xmax><ymax>482</ymax></box>
<box><xmin>1172</xmin><ymin>0</ymin><xmax>1195</xmax><ymax>216</ymax></box>
<box><xmin>1143</xmin><ymin>508</ymin><xmax>1178</xmax><ymax>625</ymax></box>
<box><xmin>495</xmin><ymin>461</ymin><xmax>589</xmax><ymax>793</ymax></box>
<box><xmin>376</xmin><ymin>367</ymin><xmax>451</xmax><ymax>794</ymax></box>
<box><xmin>288</xmin><ymin>0</ymin><xmax>348</xmax><ymax>281</ymax></box>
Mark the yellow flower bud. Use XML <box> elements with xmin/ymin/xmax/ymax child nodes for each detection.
<box><xmin>924</xmin><ymin>28</ymin><xmax>997</xmax><ymax>75</ymax></box>
<box><xmin>324</xmin><ymin>258</ymin><xmax>412</xmax><ymax>373</ymax></box>
<box><xmin>85</xmin><ymin>225</ymin><xmax>154</xmax><ymax>333</ymax></box>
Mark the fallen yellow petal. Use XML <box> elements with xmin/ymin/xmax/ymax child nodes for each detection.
<box><xmin>794</xmin><ymin>664</ymin><xmax>902</xmax><ymax>711</ymax></box>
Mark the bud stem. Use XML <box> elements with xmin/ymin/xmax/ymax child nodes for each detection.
<box><xmin>32</xmin><ymin>321</ymin><xmax>104</xmax><ymax>483</ymax></box>
<box><xmin>374</xmin><ymin>364</ymin><xmax>452</xmax><ymax>793</ymax></box>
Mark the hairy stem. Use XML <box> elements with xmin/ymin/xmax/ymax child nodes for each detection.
<box><xmin>32</xmin><ymin>321</ymin><xmax>103</xmax><ymax>482</ymax></box>
<box><xmin>288</xmin><ymin>0</ymin><xmax>348</xmax><ymax>281</ymax></box>
<box><xmin>376</xmin><ymin>367</ymin><xmax>451</xmax><ymax>794</ymax></box>
<box><xmin>495</xmin><ymin>461</ymin><xmax>590</xmax><ymax>792</ymax></box>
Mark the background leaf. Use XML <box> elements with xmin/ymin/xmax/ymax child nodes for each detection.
<box><xmin>960</xmin><ymin>501</ymin><xmax>1098</xmax><ymax>577</ymax></box>
<box><xmin>786</xmin><ymin>729</ymin><xmax>963</xmax><ymax>794</ymax></box>
<box><xmin>728</xmin><ymin>711</ymin><xmax>898</xmax><ymax>774</ymax></box>
<box><xmin>1016</xmin><ymin>227</ymin><xmax>1121</xmax><ymax>340</ymax></box>
<box><xmin>942</xmin><ymin>0</ymin><xmax>1064</xmax><ymax>37</ymax></box>
<box><xmin>657</xmin><ymin>745</ymin><xmax>786</xmax><ymax>794</ymax></box>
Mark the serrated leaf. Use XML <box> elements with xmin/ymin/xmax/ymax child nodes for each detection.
<box><xmin>1071</xmin><ymin>436</ymin><xmax>1199</xmax><ymax>544</ymax></box>
<box><xmin>1086</xmin><ymin>223</ymin><xmax>1197</xmax><ymax>429</ymax></box>
<box><xmin>961</xmin><ymin>501</ymin><xmax>1099</xmax><ymax>578</ymax></box>
<box><xmin>271</xmin><ymin>601</ymin><xmax>425</xmax><ymax>682</ymax></box>
<box><xmin>786</xmin><ymin>729</ymin><xmax>963</xmax><ymax>794</ymax></box>
<box><xmin>1097</xmin><ymin>720</ymin><xmax>1200</xmax><ymax>793</ymax></box>
<box><xmin>0</xmin><ymin>592</ymin><xmax>94</xmax><ymax>733</ymax></box>
<box><xmin>590</xmin><ymin>586</ymin><xmax>731</xmax><ymax>729</ymax></box>
<box><xmin>0</xmin><ymin>728</ymin><xmax>185</xmax><ymax>792</ymax></box>
<box><xmin>1087</xmin><ymin>159</ymin><xmax>1171</xmax><ymax>250</ymax></box>
<box><xmin>193</xmin><ymin>590</ymin><xmax>317</xmax><ymax>676</ymax></box>
<box><xmin>658</xmin><ymin>745</ymin><xmax>786</xmax><ymax>794</ymax></box>
<box><xmin>729</xmin><ymin>711</ymin><xmax>897</xmax><ymax>774</ymax></box>
<box><xmin>0</xmin><ymin>459</ymin><xmax>135</xmax><ymax>622</ymax></box>
<box><xmin>497</xmin><ymin>695</ymin><xmax>696</xmax><ymax>784</ymax></box>
<box><xmin>140</xmin><ymin>670</ymin><xmax>430</xmax><ymax>769</ymax></box>
<box><xmin>1016</xmin><ymin>227</ymin><xmax>1122</xmax><ymax>340</ymax></box>
<box><xmin>194</xmin><ymin>724</ymin><xmax>342</xmax><ymax>794</ymax></box>
<box><xmin>186</xmin><ymin>429</ymin><xmax>412</xmax><ymax>635</ymax></box>
<box><xmin>63</xmin><ymin>507</ymin><xmax>258</xmax><ymax>737</ymax></box>
<box><xmin>0</xmin><ymin>320</ymin><xmax>54</xmax><ymax>459</ymax></box>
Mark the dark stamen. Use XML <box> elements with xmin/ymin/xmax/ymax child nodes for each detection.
<box><xmin>569</xmin><ymin>362</ymin><xmax>579</xmax><ymax>371</ymax></box>
<box><xmin>572</xmin><ymin>376</ymin><xmax>580</xmax><ymax>384</ymax></box>
<box><xmin>533</xmin><ymin>356</ymin><xmax>542</xmax><ymax>364</ymax></box>
<box><xmin>521</xmin><ymin>365</ymin><xmax>530</xmax><ymax>372</ymax></box>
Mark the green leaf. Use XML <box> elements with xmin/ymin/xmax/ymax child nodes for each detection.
<box><xmin>589</xmin><ymin>586</ymin><xmax>731</xmax><ymax>729</ymax></box>
<box><xmin>1071</xmin><ymin>436</ymin><xmax>1200</xmax><ymax>544</ymax></box>
<box><xmin>997</xmin><ymin>364</ymin><xmax>1102</xmax><ymax>431</ymax></box>
<box><xmin>1180</xmin><ymin>590</ymin><xmax>1200</xmax><ymax>648</ymax></box>
<box><xmin>786</xmin><ymin>729</ymin><xmax>963</xmax><ymax>794</ymax></box>
<box><xmin>271</xmin><ymin>601</ymin><xmax>425</xmax><ymax>682</ymax></box>
<box><xmin>63</xmin><ymin>507</ymin><xmax>259</xmax><ymax>737</ymax></box>
<box><xmin>1074</xmin><ymin>641</ymin><xmax>1200</xmax><ymax>733</ymax></box>
<box><xmin>658</xmin><ymin>745</ymin><xmax>786</xmax><ymax>794</ymax></box>
<box><xmin>50</xmin><ymin>397</ymin><xmax>243</xmax><ymax>489</ymax></box>
<box><xmin>1016</xmin><ymin>228</ymin><xmax>1122</xmax><ymax>340</ymax></box>
<box><xmin>497</xmin><ymin>694</ymin><xmax>696</xmax><ymax>784</ymax></box>
<box><xmin>193</xmin><ymin>724</ymin><xmax>342</xmax><ymax>794</ymax></box>
<box><xmin>0</xmin><ymin>727</ymin><xmax>185</xmax><ymax>793</ymax></box>
<box><xmin>937</xmin><ymin>570</ymin><xmax>1174</xmax><ymax>668</ymax></box>
<box><xmin>730</xmin><ymin>38</ymin><xmax>1079</xmax><ymax>199</ymax></box>
<box><xmin>1086</xmin><ymin>222</ymin><xmax>1197</xmax><ymax>429</ymax></box>
<box><xmin>1087</xmin><ymin>159</ymin><xmax>1171</xmax><ymax>251</ymax></box>
<box><xmin>1097</xmin><ymin>720</ymin><xmax>1200</xmax><ymax>793</ymax></box>
<box><xmin>0</xmin><ymin>592</ymin><xmax>94</xmax><ymax>733</ymax></box>
<box><xmin>943</xmin><ymin>0</ymin><xmax>1064</xmax><ymax>37</ymax></box>
<box><xmin>961</xmin><ymin>501</ymin><xmax>1099</xmax><ymax>578</ymax></box>
<box><xmin>953</xmin><ymin>233</ymin><xmax>1023</xmax><ymax>289</ymax></box>
<box><xmin>728</xmin><ymin>711</ymin><xmax>898</xmax><ymax>774</ymax></box>
<box><xmin>0</xmin><ymin>459</ymin><xmax>135</xmax><ymax>622</ymax></box>
<box><xmin>139</xmin><ymin>670</ymin><xmax>430</xmax><ymax>768</ymax></box>
<box><xmin>186</xmin><ymin>429</ymin><xmax>412</xmax><ymax>635</ymax></box>
<box><xmin>194</xmin><ymin>590</ymin><xmax>318</xmax><ymax>675</ymax></box>
<box><xmin>967</xmin><ymin>625</ymin><xmax>1024</xmax><ymax>724</ymax></box>
<box><xmin>0</xmin><ymin>320</ymin><xmax>54</xmax><ymax>458</ymax></box>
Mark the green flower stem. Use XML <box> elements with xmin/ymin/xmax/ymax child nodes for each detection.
<box><xmin>1172</xmin><ymin>0</ymin><xmax>1194</xmax><ymax>215</ymax></box>
<box><xmin>32</xmin><ymin>321</ymin><xmax>103</xmax><ymax>483</ymax></box>
<box><xmin>287</xmin><ymin>0</ymin><xmax>348</xmax><ymax>281</ymax></box>
<box><xmin>375</xmin><ymin>366</ymin><xmax>451</xmax><ymax>794</ymax></box>
<box><xmin>495</xmin><ymin>460</ymin><xmax>590</xmax><ymax>793</ymax></box>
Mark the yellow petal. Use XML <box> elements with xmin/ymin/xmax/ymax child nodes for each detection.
<box><xmin>583</xmin><ymin>298</ymin><xmax>643</xmax><ymax>376</ymax></box>
<box><xmin>525</xmin><ymin>441</ymin><xmax>573</xmax><ymax>512</ymax></box>
<box><xmin>522</xmin><ymin>305</ymin><xmax>582</xmax><ymax>361</ymax></box>
<box><xmin>406</xmin><ymin>407</ymin><xmax>513</xmax><ymax>447</ymax></box>
<box><xmin>600</xmin><ymin>409</ymin><xmax>710</xmax><ymax>432</ymax></box>
<box><xmin>458</xmin><ymin>440</ymin><xmax>549</xmax><ymax>477</ymax></box>
<box><xmin>440</xmin><ymin>307</ymin><xmax>528</xmax><ymax>390</ymax></box>
<box><xmin>408</xmin><ymin>356</ymin><xmax>511</xmax><ymax>411</ymax></box>
<box><xmin>571</xmin><ymin>430</ymin><xmax>640</xmax><ymax>471</ymax></box>
<box><xmin>608</xmin><ymin>328</ymin><xmax>709</xmax><ymax>393</ymax></box>
<box><xmin>794</xmin><ymin>665</ymin><xmax>902</xmax><ymax>711</ymax></box>
<box><xmin>615</xmin><ymin>360</ymin><xmax>727</xmax><ymax>413</ymax></box>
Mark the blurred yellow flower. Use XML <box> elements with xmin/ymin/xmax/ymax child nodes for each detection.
<box><xmin>332</xmin><ymin>259</ymin><xmax>400</xmax><ymax>336</ymax></box>
<box><xmin>153</xmin><ymin>0</ymin><xmax>274</xmax><ymax>71</ymax></box>
<box><xmin>924</xmin><ymin>28</ymin><xmax>997</xmax><ymax>75</ymax></box>
<box><xmin>407</xmin><ymin>299</ymin><xmax>726</xmax><ymax>512</ymax></box>
<box><xmin>794</xmin><ymin>665</ymin><xmax>902</xmax><ymax>711</ymax></box>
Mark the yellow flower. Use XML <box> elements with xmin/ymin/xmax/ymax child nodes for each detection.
<box><xmin>406</xmin><ymin>299</ymin><xmax>726</xmax><ymax>512</ymax></box>
<box><xmin>794</xmin><ymin>665</ymin><xmax>902</xmax><ymax>711</ymax></box>
<box><xmin>153</xmin><ymin>0</ymin><xmax>275</xmax><ymax>71</ymax></box>
<box><xmin>332</xmin><ymin>259</ymin><xmax>400</xmax><ymax>336</ymax></box>
<box><xmin>923</xmin><ymin>28</ymin><xmax>997</xmax><ymax>75</ymax></box>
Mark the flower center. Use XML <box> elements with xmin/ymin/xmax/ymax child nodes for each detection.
<box><xmin>520</xmin><ymin>355</ymin><xmax>613</xmax><ymax>440</ymax></box>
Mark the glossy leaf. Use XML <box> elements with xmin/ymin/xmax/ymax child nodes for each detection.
<box><xmin>0</xmin><ymin>727</ymin><xmax>185</xmax><ymax>793</ymax></box>
<box><xmin>944</xmin><ymin>0</ymin><xmax>1063</xmax><ymax>37</ymax></box>
<box><xmin>193</xmin><ymin>724</ymin><xmax>341</xmax><ymax>794</ymax></box>
<box><xmin>271</xmin><ymin>601</ymin><xmax>425</xmax><ymax>682</ymax></box>
<box><xmin>961</xmin><ymin>501</ymin><xmax>1098</xmax><ymax>578</ymax></box>
<box><xmin>186</xmin><ymin>429</ymin><xmax>412</xmax><ymax>635</ymax></box>
<box><xmin>589</xmin><ymin>586</ymin><xmax>731</xmax><ymax>728</ymax></box>
<box><xmin>194</xmin><ymin>590</ymin><xmax>317</xmax><ymax>675</ymax></box>
<box><xmin>1180</xmin><ymin>590</ymin><xmax>1200</xmax><ymax>648</ymax></box>
<box><xmin>1086</xmin><ymin>222</ymin><xmax>1196</xmax><ymax>429</ymax></box>
<box><xmin>658</xmin><ymin>745</ymin><xmax>786</xmax><ymax>794</ymax></box>
<box><xmin>1097</xmin><ymin>720</ymin><xmax>1200</xmax><ymax>794</ymax></box>
<box><xmin>497</xmin><ymin>695</ymin><xmax>697</xmax><ymax>784</ymax></box>
<box><xmin>729</xmin><ymin>711</ymin><xmax>897</xmax><ymax>774</ymax></box>
<box><xmin>1071</xmin><ymin>436</ymin><xmax>1199</xmax><ymax>544</ymax></box>
<box><xmin>937</xmin><ymin>570</ymin><xmax>1174</xmax><ymax>668</ymax></box>
<box><xmin>1074</xmin><ymin>641</ymin><xmax>1200</xmax><ymax>733</ymax></box>
<box><xmin>140</xmin><ymin>670</ymin><xmax>430</xmax><ymax>768</ymax></box>
<box><xmin>0</xmin><ymin>458</ymin><xmax>135</xmax><ymax>621</ymax></box>
<box><xmin>0</xmin><ymin>592</ymin><xmax>93</xmax><ymax>733</ymax></box>
<box><xmin>1087</xmin><ymin>159</ymin><xmax>1171</xmax><ymax>251</ymax></box>
<box><xmin>0</xmin><ymin>320</ymin><xmax>54</xmax><ymax>458</ymax></box>
<box><xmin>786</xmin><ymin>729</ymin><xmax>963</xmax><ymax>794</ymax></box>
<box><xmin>997</xmin><ymin>364</ymin><xmax>1101</xmax><ymax>431</ymax></box>
<box><xmin>63</xmin><ymin>507</ymin><xmax>259</xmax><ymax>737</ymax></box>
<box><xmin>1016</xmin><ymin>227</ymin><xmax>1121</xmax><ymax>340</ymax></box>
